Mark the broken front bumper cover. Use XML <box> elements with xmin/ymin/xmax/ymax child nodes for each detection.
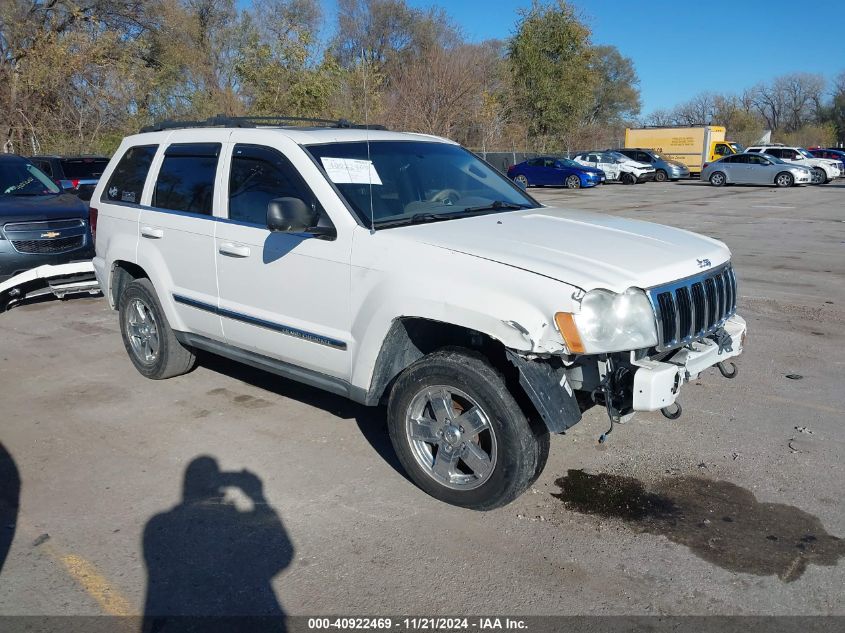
<box><xmin>631</xmin><ymin>314</ymin><xmax>746</xmax><ymax>411</ymax></box>
<box><xmin>0</xmin><ymin>262</ymin><xmax>100</xmax><ymax>312</ymax></box>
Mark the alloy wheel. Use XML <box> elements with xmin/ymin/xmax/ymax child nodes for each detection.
<box><xmin>405</xmin><ymin>386</ymin><xmax>497</xmax><ymax>491</ymax></box>
<box><xmin>126</xmin><ymin>298</ymin><xmax>160</xmax><ymax>364</ymax></box>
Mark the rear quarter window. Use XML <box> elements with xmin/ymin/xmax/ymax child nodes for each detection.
<box><xmin>102</xmin><ymin>145</ymin><xmax>158</xmax><ymax>204</ymax></box>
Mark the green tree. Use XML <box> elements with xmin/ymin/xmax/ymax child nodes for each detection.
<box><xmin>507</xmin><ymin>0</ymin><xmax>595</xmax><ymax>148</ymax></box>
<box><xmin>585</xmin><ymin>45</ymin><xmax>640</xmax><ymax>125</ymax></box>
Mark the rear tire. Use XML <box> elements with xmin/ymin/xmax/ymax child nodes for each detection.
<box><xmin>775</xmin><ymin>172</ymin><xmax>794</xmax><ymax>188</ymax></box>
<box><xmin>709</xmin><ymin>171</ymin><xmax>726</xmax><ymax>187</ymax></box>
<box><xmin>387</xmin><ymin>348</ymin><xmax>547</xmax><ymax>510</ymax></box>
<box><xmin>119</xmin><ymin>278</ymin><xmax>196</xmax><ymax>379</ymax></box>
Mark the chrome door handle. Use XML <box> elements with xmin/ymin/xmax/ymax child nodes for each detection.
<box><xmin>218</xmin><ymin>242</ymin><xmax>251</xmax><ymax>258</ymax></box>
<box><xmin>141</xmin><ymin>226</ymin><xmax>164</xmax><ymax>239</ymax></box>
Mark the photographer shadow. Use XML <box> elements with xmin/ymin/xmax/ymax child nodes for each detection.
<box><xmin>142</xmin><ymin>456</ymin><xmax>293</xmax><ymax>633</ymax></box>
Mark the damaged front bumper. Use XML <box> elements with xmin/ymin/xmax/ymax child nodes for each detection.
<box><xmin>506</xmin><ymin>315</ymin><xmax>746</xmax><ymax>435</ymax></box>
<box><xmin>630</xmin><ymin>314</ymin><xmax>746</xmax><ymax>411</ymax></box>
<box><xmin>0</xmin><ymin>262</ymin><xmax>100</xmax><ymax>312</ymax></box>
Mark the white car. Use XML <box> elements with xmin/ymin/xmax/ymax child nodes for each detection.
<box><xmin>746</xmin><ymin>145</ymin><xmax>841</xmax><ymax>184</ymax></box>
<box><xmin>572</xmin><ymin>151</ymin><xmax>656</xmax><ymax>184</ymax></box>
<box><xmin>91</xmin><ymin>117</ymin><xmax>746</xmax><ymax>510</ymax></box>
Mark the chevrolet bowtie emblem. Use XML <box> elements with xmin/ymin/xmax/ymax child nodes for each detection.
<box><xmin>41</xmin><ymin>231</ymin><xmax>61</xmax><ymax>238</ymax></box>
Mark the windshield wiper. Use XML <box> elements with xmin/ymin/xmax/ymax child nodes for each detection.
<box><xmin>375</xmin><ymin>213</ymin><xmax>454</xmax><ymax>229</ymax></box>
<box><xmin>461</xmin><ymin>201</ymin><xmax>531</xmax><ymax>214</ymax></box>
<box><xmin>374</xmin><ymin>202</ymin><xmax>532</xmax><ymax>229</ymax></box>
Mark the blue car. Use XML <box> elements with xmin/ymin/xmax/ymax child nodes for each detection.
<box><xmin>507</xmin><ymin>156</ymin><xmax>605</xmax><ymax>189</ymax></box>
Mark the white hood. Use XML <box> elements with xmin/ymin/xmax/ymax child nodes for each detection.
<box><xmin>391</xmin><ymin>207</ymin><xmax>730</xmax><ymax>293</ymax></box>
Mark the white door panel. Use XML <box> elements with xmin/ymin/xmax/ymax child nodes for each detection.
<box><xmin>136</xmin><ymin>134</ymin><xmax>227</xmax><ymax>340</ymax></box>
<box><xmin>137</xmin><ymin>210</ymin><xmax>221</xmax><ymax>337</ymax></box>
<box><xmin>214</xmin><ymin>139</ymin><xmax>353</xmax><ymax>380</ymax></box>
<box><xmin>215</xmin><ymin>223</ymin><xmax>351</xmax><ymax>377</ymax></box>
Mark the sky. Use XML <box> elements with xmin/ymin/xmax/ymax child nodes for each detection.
<box><xmin>316</xmin><ymin>0</ymin><xmax>844</xmax><ymax>115</ymax></box>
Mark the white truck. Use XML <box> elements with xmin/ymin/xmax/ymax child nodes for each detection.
<box><xmin>91</xmin><ymin>117</ymin><xmax>746</xmax><ymax>510</ymax></box>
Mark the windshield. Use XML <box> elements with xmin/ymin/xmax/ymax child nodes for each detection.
<box><xmin>306</xmin><ymin>141</ymin><xmax>538</xmax><ymax>228</ymax></box>
<box><xmin>761</xmin><ymin>153</ymin><xmax>785</xmax><ymax>164</ymax></box>
<box><xmin>61</xmin><ymin>158</ymin><xmax>109</xmax><ymax>179</ymax></box>
<box><xmin>608</xmin><ymin>151</ymin><xmax>629</xmax><ymax>163</ymax></box>
<box><xmin>797</xmin><ymin>148</ymin><xmax>815</xmax><ymax>159</ymax></box>
<box><xmin>730</xmin><ymin>142</ymin><xmax>746</xmax><ymax>153</ymax></box>
<box><xmin>0</xmin><ymin>160</ymin><xmax>61</xmax><ymax>196</ymax></box>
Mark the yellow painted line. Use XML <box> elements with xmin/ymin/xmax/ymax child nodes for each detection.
<box><xmin>17</xmin><ymin>515</ymin><xmax>137</xmax><ymax>616</ymax></box>
<box><xmin>58</xmin><ymin>553</ymin><xmax>135</xmax><ymax>616</ymax></box>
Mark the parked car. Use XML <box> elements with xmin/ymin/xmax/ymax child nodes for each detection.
<box><xmin>615</xmin><ymin>148</ymin><xmax>690</xmax><ymax>182</ymax></box>
<box><xmin>745</xmin><ymin>145</ymin><xmax>840</xmax><ymax>184</ymax></box>
<box><xmin>29</xmin><ymin>155</ymin><xmax>109</xmax><ymax>201</ymax></box>
<box><xmin>808</xmin><ymin>147</ymin><xmax>845</xmax><ymax>170</ymax></box>
<box><xmin>572</xmin><ymin>151</ymin><xmax>655</xmax><ymax>184</ymax></box>
<box><xmin>701</xmin><ymin>152</ymin><xmax>812</xmax><ymax>187</ymax></box>
<box><xmin>0</xmin><ymin>154</ymin><xmax>94</xmax><ymax>283</ymax></box>
<box><xmin>506</xmin><ymin>156</ymin><xmax>605</xmax><ymax>189</ymax></box>
<box><xmin>92</xmin><ymin>116</ymin><xmax>746</xmax><ymax>510</ymax></box>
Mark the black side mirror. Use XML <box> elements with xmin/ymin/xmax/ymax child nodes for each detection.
<box><xmin>267</xmin><ymin>197</ymin><xmax>318</xmax><ymax>233</ymax></box>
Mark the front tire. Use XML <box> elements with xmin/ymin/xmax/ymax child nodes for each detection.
<box><xmin>654</xmin><ymin>169</ymin><xmax>668</xmax><ymax>182</ymax></box>
<box><xmin>620</xmin><ymin>172</ymin><xmax>635</xmax><ymax>185</ymax></box>
<box><xmin>514</xmin><ymin>174</ymin><xmax>529</xmax><ymax>188</ymax></box>
<box><xmin>709</xmin><ymin>171</ymin><xmax>726</xmax><ymax>186</ymax></box>
<box><xmin>387</xmin><ymin>348</ymin><xmax>547</xmax><ymax>510</ymax></box>
<box><xmin>565</xmin><ymin>174</ymin><xmax>581</xmax><ymax>189</ymax></box>
<box><xmin>775</xmin><ymin>172</ymin><xmax>794</xmax><ymax>188</ymax></box>
<box><xmin>119</xmin><ymin>278</ymin><xmax>196</xmax><ymax>379</ymax></box>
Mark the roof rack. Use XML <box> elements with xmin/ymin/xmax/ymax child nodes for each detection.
<box><xmin>140</xmin><ymin>115</ymin><xmax>386</xmax><ymax>133</ymax></box>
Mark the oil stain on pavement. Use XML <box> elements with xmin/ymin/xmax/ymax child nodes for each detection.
<box><xmin>552</xmin><ymin>469</ymin><xmax>845</xmax><ymax>582</ymax></box>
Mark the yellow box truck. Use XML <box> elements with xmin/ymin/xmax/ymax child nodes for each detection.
<box><xmin>624</xmin><ymin>126</ymin><xmax>742</xmax><ymax>175</ymax></box>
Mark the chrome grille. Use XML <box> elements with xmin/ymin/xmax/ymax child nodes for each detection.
<box><xmin>648</xmin><ymin>264</ymin><xmax>737</xmax><ymax>351</ymax></box>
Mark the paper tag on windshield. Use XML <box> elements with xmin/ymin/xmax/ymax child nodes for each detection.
<box><xmin>320</xmin><ymin>157</ymin><xmax>382</xmax><ymax>185</ymax></box>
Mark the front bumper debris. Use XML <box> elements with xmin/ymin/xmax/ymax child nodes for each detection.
<box><xmin>0</xmin><ymin>262</ymin><xmax>100</xmax><ymax>313</ymax></box>
<box><xmin>631</xmin><ymin>314</ymin><xmax>746</xmax><ymax>411</ymax></box>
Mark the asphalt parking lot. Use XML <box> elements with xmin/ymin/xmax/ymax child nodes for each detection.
<box><xmin>1</xmin><ymin>180</ymin><xmax>844</xmax><ymax>618</ymax></box>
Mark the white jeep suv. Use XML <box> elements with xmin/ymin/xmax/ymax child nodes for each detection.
<box><xmin>746</xmin><ymin>145</ymin><xmax>842</xmax><ymax>184</ymax></box>
<box><xmin>91</xmin><ymin>117</ymin><xmax>746</xmax><ymax>509</ymax></box>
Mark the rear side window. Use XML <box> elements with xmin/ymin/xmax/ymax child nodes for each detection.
<box><xmin>153</xmin><ymin>143</ymin><xmax>220</xmax><ymax>215</ymax></box>
<box><xmin>228</xmin><ymin>144</ymin><xmax>322</xmax><ymax>226</ymax></box>
<box><xmin>61</xmin><ymin>158</ymin><xmax>109</xmax><ymax>179</ymax></box>
<box><xmin>103</xmin><ymin>145</ymin><xmax>157</xmax><ymax>204</ymax></box>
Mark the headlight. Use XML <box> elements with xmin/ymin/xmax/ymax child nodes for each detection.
<box><xmin>555</xmin><ymin>288</ymin><xmax>658</xmax><ymax>354</ymax></box>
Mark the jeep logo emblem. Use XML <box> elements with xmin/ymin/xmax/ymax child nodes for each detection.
<box><xmin>697</xmin><ymin>258</ymin><xmax>712</xmax><ymax>269</ymax></box>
